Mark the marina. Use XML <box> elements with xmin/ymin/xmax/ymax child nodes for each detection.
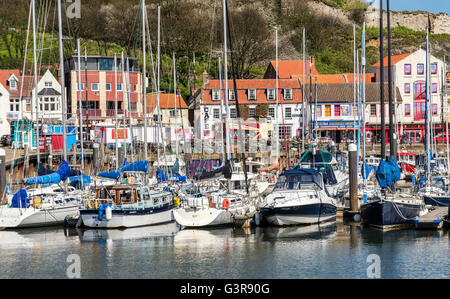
<box><xmin>0</xmin><ymin>0</ymin><xmax>449</xmax><ymax>281</ymax></box>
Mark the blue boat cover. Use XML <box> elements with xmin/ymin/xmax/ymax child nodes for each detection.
<box><xmin>169</xmin><ymin>175</ymin><xmax>187</xmax><ymax>182</ymax></box>
<box><xmin>69</xmin><ymin>174</ymin><xmax>92</xmax><ymax>186</ymax></box>
<box><xmin>38</xmin><ymin>162</ymin><xmax>80</xmax><ymax>177</ymax></box>
<box><xmin>120</xmin><ymin>160</ymin><xmax>149</xmax><ymax>173</ymax></box>
<box><xmin>376</xmin><ymin>158</ymin><xmax>401</xmax><ymax>188</ymax></box>
<box><xmin>11</xmin><ymin>189</ymin><xmax>29</xmax><ymax>208</ymax></box>
<box><xmin>98</xmin><ymin>170</ymin><xmax>121</xmax><ymax>180</ymax></box>
<box><xmin>26</xmin><ymin>160</ymin><xmax>71</xmax><ymax>185</ymax></box>
<box><xmin>157</xmin><ymin>168</ymin><xmax>168</xmax><ymax>183</ymax></box>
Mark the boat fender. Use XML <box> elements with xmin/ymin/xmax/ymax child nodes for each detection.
<box><xmin>222</xmin><ymin>198</ymin><xmax>230</xmax><ymax>210</ymax></box>
<box><xmin>32</xmin><ymin>197</ymin><xmax>41</xmax><ymax>208</ymax></box>
<box><xmin>88</xmin><ymin>200</ymin><xmax>99</xmax><ymax>209</ymax></box>
<box><xmin>105</xmin><ymin>206</ymin><xmax>112</xmax><ymax>220</ymax></box>
<box><xmin>128</xmin><ymin>176</ymin><xmax>136</xmax><ymax>184</ymax></box>
<box><xmin>173</xmin><ymin>197</ymin><xmax>180</xmax><ymax>207</ymax></box>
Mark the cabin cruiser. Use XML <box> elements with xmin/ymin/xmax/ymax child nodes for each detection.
<box><xmin>259</xmin><ymin>168</ymin><xmax>337</xmax><ymax>226</ymax></box>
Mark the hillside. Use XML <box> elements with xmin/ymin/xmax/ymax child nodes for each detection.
<box><xmin>0</xmin><ymin>0</ymin><xmax>448</xmax><ymax>99</ymax></box>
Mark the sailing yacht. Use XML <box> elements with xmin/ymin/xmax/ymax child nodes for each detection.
<box><xmin>259</xmin><ymin>168</ymin><xmax>337</xmax><ymax>226</ymax></box>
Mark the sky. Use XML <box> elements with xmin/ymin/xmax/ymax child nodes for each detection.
<box><xmin>363</xmin><ymin>0</ymin><xmax>450</xmax><ymax>15</ymax></box>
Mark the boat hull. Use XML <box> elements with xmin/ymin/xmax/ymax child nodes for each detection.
<box><xmin>80</xmin><ymin>205</ymin><xmax>174</xmax><ymax>228</ymax></box>
<box><xmin>423</xmin><ymin>196</ymin><xmax>450</xmax><ymax>207</ymax></box>
<box><xmin>0</xmin><ymin>205</ymin><xmax>80</xmax><ymax>228</ymax></box>
<box><xmin>360</xmin><ymin>199</ymin><xmax>423</xmax><ymax>228</ymax></box>
<box><xmin>260</xmin><ymin>203</ymin><xmax>336</xmax><ymax>226</ymax></box>
<box><xmin>173</xmin><ymin>207</ymin><xmax>233</xmax><ymax>227</ymax></box>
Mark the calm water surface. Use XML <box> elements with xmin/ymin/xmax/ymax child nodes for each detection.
<box><xmin>0</xmin><ymin>222</ymin><xmax>448</xmax><ymax>279</ymax></box>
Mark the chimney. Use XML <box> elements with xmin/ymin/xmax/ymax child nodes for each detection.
<box><xmin>202</xmin><ymin>69</ymin><xmax>209</xmax><ymax>87</ymax></box>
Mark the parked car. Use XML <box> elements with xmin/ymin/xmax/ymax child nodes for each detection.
<box><xmin>1</xmin><ymin>134</ymin><xmax>12</xmax><ymax>147</ymax></box>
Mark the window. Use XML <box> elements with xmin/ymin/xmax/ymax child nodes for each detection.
<box><xmin>230</xmin><ymin>108</ymin><xmax>236</xmax><ymax>118</ymax></box>
<box><xmin>106</xmin><ymin>83</ymin><xmax>111</xmax><ymax>91</ymax></box>
<box><xmin>417</xmin><ymin>64</ymin><xmax>424</xmax><ymax>75</ymax></box>
<box><xmin>9</xmin><ymin>79</ymin><xmax>17</xmax><ymax>90</ymax></box>
<box><xmin>432</xmin><ymin>83</ymin><xmax>437</xmax><ymax>93</ymax></box>
<box><xmin>228</xmin><ymin>89</ymin><xmax>235</xmax><ymax>101</ymax></box>
<box><xmin>45</xmin><ymin>82</ymin><xmax>52</xmax><ymax>87</ymax></box>
<box><xmin>370</xmin><ymin>104</ymin><xmax>377</xmax><ymax>116</ymax></box>
<box><xmin>249</xmin><ymin>107</ymin><xmax>256</xmax><ymax>117</ymax></box>
<box><xmin>315</xmin><ymin>105</ymin><xmax>322</xmax><ymax>117</ymax></box>
<box><xmin>325</xmin><ymin>105</ymin><xmax>331</xmax><ymax>117</ymax></box>
<box><xmin>284</xmin><ymin>88</ymin><xmax>292</xmax><ymax>100</ymax></box>
<box><xmin>213</xmin><ymin>108</ymin><xmax>220</xmax><ymax>119</ymax></box>
<box><xmin>267</xmin><ymin>89</ymin><xmax>275</xmax><ymax>101</ymax></box>
<box><xmin>334</xmin><ymin>105</ymin><xmax>340</xmax><ymax>117</ymax></box>
<box><xmin>432</xmin><ymin>104</ymin><xmax>438</xmax><ymax>115</ymax></box>
<box><xmin>212</xmin><ymin>89</ymin><xmax>220</xmax><ymax>101</ymax></box>
<box><xmin>91</xmin><ymin>83</ymin><xmax>99</xmax><ymax>91</ymax></box>
<box><xmin>404</xmin><ymin>64</ymin><xmax>411</xmax><ymax>75</ymax></box>
<box><xmin>129</xmin><ymin>102</ymin><xmax>137</xmax><ymax>111</ymax></box>
<box><xmin>278</xmin><ymin>126</ymin><xmax>292</xmax><ymax>139</ymax></box>
<box><xmin>431</xmin><ymin>63</ymin><xmax>437</xmax><ymax>74</ymax></box>
<box><xmin>414</xmin><ymin>102</ymin><xmax>426</xmax><ymax>120</ymax></box>
<box><xmin>248</xmin><ymin>89</ymin><xmax>257</xmax><ymax>101</ymax></box>
<box><xmin>404</xmin><ymin>83</ymin><xmax>410</xmax><ymax>94</ymax></box>
<box><xmin>77</xmin><ymin>83</ymin><xmax>85</xmax><ymax>91</ymax></box>
<box><xmin>404</xmin><ymin>104</ymin><xmax>411</xmax><ymax>116</ymax></box>
<box><xmin>285</xmin><ymin>107</ymin><xmax>292</xmax><ymax>118</ymax></box>
<box><xmin>117</xmin><ymin>83</ymin><xmax>123</xmax><ymax>91</ymax></box>
<box><xmin>268</xmin><ymin>107</ymin><xmax>275</xmax><ymax>118</ymax></box>
<box><xmin>169</xmin><ymin>110</ymin><xmax>176</xmax><ymax>117</ymax></box>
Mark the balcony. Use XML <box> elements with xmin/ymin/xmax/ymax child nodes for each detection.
<box><xmin>106</xmin><ymin>109</ymin><xmax>124</xmax><ymax>117</ymax></box>
<box><xmin>77</xmin><ymin>109</ymin><xmax>102</xmax><ymax>117</ymax></box>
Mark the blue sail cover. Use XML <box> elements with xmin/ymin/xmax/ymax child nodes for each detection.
<box><xmin>387</xmin><ymin>157</ymin><xmax>402</xmax><ymax>182</ymax></box>
<box><xmin>69</xmin><ymin>174</ymin><xmax>92</xmax><ymax>186</ymax></box>
<box><xmin>376</xmin><ymin>158</ymin><xmax>401</xmax><ymax>188</ymax></box>
<box><xmin>26</xmin><ymin>160</ymin><xmax>71</xmax><ymax>185</ymax></box>
<box><xmin>11</xmin><ymin>189</ymin><xmax>29</xmax><ymax>208</ymax></box>
<box><xmin>38</xmin><ymin>162</ymin><xmax>80</xmax><ymax>177</ymax></box>
<box><xmin>361</xmin><ymin>163</ymin><xmax>376</xmax><ymax>180</ymax></box>
<box><xmin>156</xmin><ymin>168</ymin><xmax>168</xmax><ymax>183</ymax></box>
<box><xmin>98</xmin><ymin>170</ymin><xmax>121</xmax><ymax>180</ymax></box>
<box><xmin>120</xmin><ymin>160</ymin><xmax>149</xmax><ymax>173</ymax></box>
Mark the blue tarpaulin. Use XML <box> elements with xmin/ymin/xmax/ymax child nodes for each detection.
<box><xmin>11</xmin><ymin>189</ymin><xmax>29</xmax><ymax>208</ymax></box>
<box><xmin>376</xmin><ymin>158</ymin><xmax>401</xmax><ymax>188</ymax></box>
<box><xmin>26</xmin><ymin>160</ymin><xmax>71</xmax><ymax>185</ymax></box>
<box><xmin>69</xmin><ymin>174</ymin><xmax>92</xmax><ymax>186</ymax></box>
<box><xmin>120</xmin><ymin>160</ymin><xmax>149</xmax><ymax>173</ymax></box>
<box><xmin>98</xmin><ymin>170</ymin><xmax>121</xmax><ymax>180</ymax></box>
<box><xmin>157</xmin><ymin>168</ymin><xmax>168</xmax><ymax>183</ymax></box>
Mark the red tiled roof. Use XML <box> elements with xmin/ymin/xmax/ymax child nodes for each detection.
<box><xmin>202</xmin><ymin>79</ymin><xmax>302</xmax><ymax>105</ymax></box>
<box><xmin>371</xmin><ymin>53</ymin><xmax>412</xmax><ymax>68</ymax></box>
<box><xmin>146</xmin><ymin>93</ymin><xmax>187</xmax><ymax>113</ymax></box>
<box><xmin>0</xmin><ymin>70</ymin><xmax>41</xmax><ymax>98</ymax></box>
<box><xmin>264</xmin><ymin>59</ymin><xmax>319</xmax><ymax>79</ymax></box>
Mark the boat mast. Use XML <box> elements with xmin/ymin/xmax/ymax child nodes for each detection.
<box><xmin>379</xmin><ymin>0</ymin><xmax>386</xmax><ymax>161</ymax></box>
<box><xmin>77</xmin><ymin>39</ymin><xmax>85</xmax><ymax>183</ymax></box>
<box><xmin>142</xmin><ymin>0</ymin><xmax>148</xmax><ymax>161</ymax></box>
<box><xmin>387</xmin><ymin>0</ymin><xmax>396</xmax><ymax>159</ymax></box>
<box><xmin>84</xmin><ymin>48</ymin><xmax>89</xmax><ymax>145</ymax></box>
<box><xmin>302</xmin><ymin>27</ymin><xmax>306</xmax><ymax>153</ymax></box>
<box><xmin>275</xmin><ymin>26</ymin><xmax>280</xmax><ymax>161</ymax></box>
<box><xmin>157</xmin><ymin>5</ymin><xmax>161</xmax><ymax>167</ymax></box>
<box><xmin>173</xmin><ymin>52</ymin><xmax>179</xmax><ymax>157</ymax></box>
<box><xmin>57</xmin><ymin>0</ymin><xmax>67</xmax><ymax>162</ymax></box>
<box><xmin>353</xmin><ymin>23</ymin><xmax>356</xmax><ymax>144</ymax></box>
<box><xmin>121</xmin><ymin>52</ymin><xmax>128</xmax><ymax>162</ymax></box>
<box><xmin>219</xmin><ymin>56</ymin><xmax>226</xmax><ymax>160</ymax></box>
<box><xmin>222</xmin><ymin>0</ymin><xmax>231</xmax><ymax>162</ymax></box>
<box><xmin>32</xmin><ymin>0</ymin><xmax>40</xmax><ymax>165</ymax></box>
<box><xmin>126</xmin><ymin>58</ymin><xmax>135</xmax><ymax>162</ymax></box>
<box><xmin>425</xmin><ymin>17</ymin><xmax>431</xmax><ymax>186</ymax></box>
<box><xmin>362</xmin><ymin>22</ymin><xmax>367</xmax><ymax>185</ymax></box>
<box><xmin>114</xmin><ymin>53</ymin><xmax>119</xmax><ymax>169</ymax></box>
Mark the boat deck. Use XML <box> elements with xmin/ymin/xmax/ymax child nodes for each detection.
<box><xmin>413</xmin><ymin>207</ymin><xmax>448</xmax><ymax>230</ymax></box>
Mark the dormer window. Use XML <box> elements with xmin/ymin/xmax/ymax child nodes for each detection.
<box><xmin>228</xmin><ymin>89</ymin><xmax>235</xmax><ymax>101</ymax></box>
<box><xmin>284</xmin><ymin>88</ymin><xmax>292</xmax><ymax>100</ymax></box>
<box><xmin>9</xmin><ymin>79</ymin><xmax>17</xmax><ymax>90</ymax></box>
<box><xmin>212</xmin><ymin>89</ymin><xmax>221</xmax><ymax>101</ymax></box>
<box><xmin>267</xmin><ymin>88</ymin><xmax>275</xmax><ymax>101</ymax></box>
<box><xmin>248</xmin><ymin>89</ymin><xmax>257</xmax><ymax>101</ymax></box>
<box><xmin>45</xmin><ymin>82</ymin><xmax>52</xmax><ymax>87</ymax></box>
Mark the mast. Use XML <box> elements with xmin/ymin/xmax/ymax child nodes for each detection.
<box><xmin>218</xmin><ymin>56</ymin><xmax>226</xmax><ymax>159</ymax></box>
<box><xmin>57</xmin><ymin>0</ymin><xmax>67</xmax><ymax>162</ymax></box>
<box><xmin>142</xmin><ymin>0</ymin><xmax>148</xmax><ymax>161</ymax></box>
<box><xmin>379</xmin><ymin>0</ymin><xmax>386</xmax><ymax>161</ymax></box>
<box><xmin>425</xmin><ymin>17</ymin><xmax>431</xmax><ymax>186</ymax></box>
<box><xmin>302</xmin><ymin>27</ymin><xmax>306</xmax><ymax>152</ymax></box>
<box><xmin>32</xmin><ymin>0</ymin><xmax>40</xmax><ymax>164</ymax></box>
<box><xmin>387</xmin><ymin>0</ymin><xmax>396</xmax><ymax>158</ymax></box>
<box><xmin>77</xmin><ymin>39</ymin><xmax>85</xmax><ymax>182</ymax></box>
<box><xmin>157</xmin><ymin>5</ymin><xmax>161</xmax><ymax>166</ymax></box>
<box><xmin>121</xmin><ymin>52</ymin><xmax>128</xmax><ymax>161</ymax></box>
<box><xmin>84</xmin><ymin>48</ymin><xmax>89</xmax><ymax>146</ymax></box>
<box><xmin>114</xmin><ymin>54</ymin><xmax>119</xmax><ymax>169</ymax></box>
<box><xmin>173</xmin><ymin>52</ymin><xmax>179</xmax><ymax>156</ymax></box>
<box><xmin>222</xmin><ymin>0</ymin><xmax>231</xmax><ymax>161</ymax></box>
<box><xmin>275</xmin><ymin>26</ymin><xmax>280</xmax><ymax>161</ymax></box>
<box><xmin>353</xmin><ymin>23</ymin><xmax>356</xmax><ymax>143</ymax></box>
<box><xmin>362</xmin><ymin>22</ymin><xmax>367</xmax><ymax>185</ymax></box>
<box><xmin>126</xmin><ymin>58</ymin><xmax>135</xmax><ymax>161</ymax></box>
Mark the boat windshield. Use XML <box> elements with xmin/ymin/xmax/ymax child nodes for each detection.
<box><xmin>274</xmin><ymin>173</ymin><xmax>323</xmax><ymax>191</ymax></box>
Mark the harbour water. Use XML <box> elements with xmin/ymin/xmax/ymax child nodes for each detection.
<box><xmin>0</xmin><ymin>222</ymin><xmax>448</xmax><ymax>279</ymax></box>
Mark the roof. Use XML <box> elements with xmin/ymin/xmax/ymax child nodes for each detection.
<box><xmin>38</xmin><ymin>88</ymin><xmax>61</xmax><ymax>96</ymax></box>
<box><xmin>303</xmin><ymin>83</ymin><xmax>402</xmax><ymax>103</ymax></box>
<box><xmin>202</xmin><ymin>79</ymin><xmax>302</xmax><ymax>105</ymax></box>
<box><xmin>371</xmin><ymin>53</ymin><xmax>413</xmax><ymax>68</ymax></box>
<box><xmin>146</xmin><ymin>93</ymin><xmax>188</xmax><ymax>113</ymax></box>
<box><xmin>264</xmin><ymin>59</ymin><xmax>319</xmax><ymax>79</ymax></box>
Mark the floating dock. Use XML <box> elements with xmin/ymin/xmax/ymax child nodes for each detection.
<box><xmin>413</xmin><ymin>207</ymin><xmax>448</xmax><ymax>230</ymax></box>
